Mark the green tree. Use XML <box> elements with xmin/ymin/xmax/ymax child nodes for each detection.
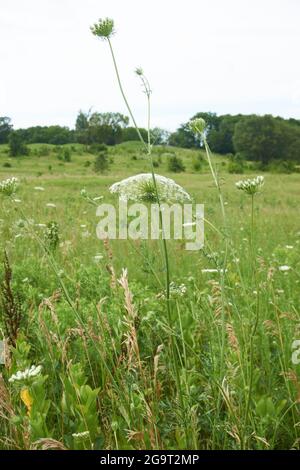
<box><xmin>89</xmin><ymin>112</ymin><xmax>129</xmax><ymax>129</ymax></box>
<box><xmin>209</xmin><ymin>115</ymin><xmax>242</xmax><ymax>154</ymax></box>
<box><xmin>0</xmin><ymin>117</ymin><xmax>13</xmax><ymax>144</ymax></box>
<box><xmin>9</xmin><ymin>131</ymin><xmax>29</xmax><ymax>157</ymax></box>
<box><xmin>169</xmin><ymin>123</ymin><xmax>197</xmax><ymax>148</ymax></box>
<box><xmin>75</xmin><ymin>110</ymin><xmax>90</xmax><ymax>131</ymax></box>
<box><xmin>151</xmin><ymin>127</ymin><xmax>170</xmax><ymax>145</ymax></box>
<box><xmin>122</xmin><ymin>127</ymin><xmax>148</xmax><ymax>142</ymax></box>
<box><xmin>233</xmin><ymin>115</ymin><xmax>286</xmax><ymax>165</ymax></box>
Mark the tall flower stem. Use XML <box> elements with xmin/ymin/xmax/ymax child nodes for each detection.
<box><xmin>244</xmin><ymin>194</ymin><xmax>259</xmax><ymax>438</ymax></box>
<box><xmin>105</xmin><ymin>38</ymin><xmax>187</xmax><ymax>441</ymax></box>
<box><xmin>189</xmin><ymin>125</ymin><xmax>231</xmax><ymax>444</ymax></box>
<box><xmin>107</xmin><ymin>39</ymin><xmax>147</xmax><ymax>152</ymax></box>
<box><xmin>106</xmin><ymin>39</ymin><xmax>171</xmax><ymax>322</ymax></box>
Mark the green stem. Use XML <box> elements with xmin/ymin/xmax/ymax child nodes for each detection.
<box><xmin>105</xmin><ymin>38</ymin><xmax>187</xmax><ymax>443</ymax></box>
<box><xmin>244</xmin><ymin>194</ymin><xmax>259</xmax><ymax>440</ymax></box>
<box><xmin>107</xmin><ymin>39</ymin><xmax>147</xmax><ymax>151</ymax></box>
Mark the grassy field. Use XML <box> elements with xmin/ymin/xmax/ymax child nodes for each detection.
<box><xmin>0</xmin><ymin>142</ymin><xmax>300</xmax><ymax>450</ymax></box>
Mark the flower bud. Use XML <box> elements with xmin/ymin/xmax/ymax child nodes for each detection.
<box><xmin>189</xmin><ymin>118</ymin><xmax>206</xmax><ymax>135</ymax></box>
<box><xmin>90</xmin><ymin>18</ymin><xmax>115</xmax><ymax>40</ymax></box>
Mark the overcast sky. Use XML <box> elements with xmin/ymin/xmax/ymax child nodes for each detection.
<box><xmin>1</xmin><ymin>0</ymin><xmax>299</xmax><ymax>131</ymax></box>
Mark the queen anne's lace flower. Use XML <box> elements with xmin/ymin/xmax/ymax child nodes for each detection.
<box><xmin>109</xmin><ymin>173</ymin><xmax>191</xmax><ymax>203</ymax></box>
<box><xmin>235</xmin><ymin>176</ymin><xmax>264</xmax><ymax>195</ymax></box>
<box><xmin>0</xmin><ymin>177</ymin><xmax>19</xmax><ymax>196</ymax></box>
<box><xmin>278</xmin><ymin>265</ymin><xmax>291</xmax><ymax>272</ymax></box>
<box><xmin>8</xmin><ymin>365</ymin><xmax>42</xmax><ymax>383</ymax></box>
<box><xmin>158</xmin><ymin>282</ymin><xmax>187</xmax><ymax>300</ymax></box>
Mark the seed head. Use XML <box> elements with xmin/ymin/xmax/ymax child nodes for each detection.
<box><xmin>135</xmin><ymin>67</ymin><xmax>144</xmax><ymax>76</ymax></box>
<box><xmin>90</xmin><ymin>18</ymin><xmax>115</xmax><ymax>40</ymax></box>
<box><xmin>189</xmin><ymin>118</ymin><xmax>206</xmax><ymax>135</ymax></box>
<box><xmin>235</xmin><ymin>175</ymin><xmax>264</xmax><ymax>196</ymax></box>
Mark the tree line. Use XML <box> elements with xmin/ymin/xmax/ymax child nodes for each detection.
<box><xmin>1</xmin><ymin>111</ymin><xmax>299</xmax><ymax>164</ymax></box>
<box><xmin>169</xmin><ymin>112</ymin><xmax>300</xmax><ymax>164</ymax></box>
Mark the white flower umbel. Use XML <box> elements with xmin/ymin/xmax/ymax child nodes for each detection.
<box><xmin>158</xmin><ymin>282</ymin><xmax>187</xmax><ymax>299</ymax></box>
<box><xmin>0</xmin><ymin>177</ymin><xmax>19</xmax><ymax>196</ymax></box>
<box><xmin>109</xmin><ymin>173</ymin><xmax>191</xmax><ymax>203</ymax></box>
<box><xmin>8</xmin><ymin>365</ymin><xmax>42</xmax><ymax>384</ymax></box>
<box><xmin>278</xmin><ymin>265</ymin><xmax>291</xmax><ymax>272</ymax></box>
<box><xmin>236</xmin><ymin>176</ymin><xmax>264</xmax><ymax>195</ymax></box>
<box><xmin>201</xmin><ymin>268</ymin><xmax>228</xmax><ymax>274</ymax></box>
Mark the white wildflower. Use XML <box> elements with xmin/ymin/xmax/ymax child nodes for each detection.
<box><xmin>158</xmin><ymin>282</ymin><xmax>187</xmax><ymax>300</ymax></box>
<box><xmin>34</xmin><ymin>186</ymin><xmax>45</xmax><ymax>191</ymax></box>
<box><xmin>236</xmin><ymin>175</ymin><xmax>264</xmax><ymax>195</ymax></box>
<box><xmin>0</xmin><ymin>177</ymin><xmax>19</xmax><ymax>196</ymax></box>
<box><xmin>46</xmin><ymin>203</ymin><xmax>56</xmax><ymax>208</ymax></box>
<box><xmin>109</xmin><ymin>173</ymin><xmax>191</xmax><ymax>203</ymax></box>
<box><xmin>278</xmin><ymin>265</ymin><xmax>291</xmax><ymax>272</ymax></box>
<box><xmin>285</xmin><ymin>245</ymin><xmax>294</xmax><ymax>250</ymax></box>
<box><xmin>94</xmin><ymin>254</ymin><xmax>103</xmax><ymax>262</ymax></box>
<box><xmin>201</xmin><ymin>268</ymin><xmax>228</xmax><ymax>274</ymax></box>
<box><xmin>8</xmin><ymin>365</ymin><xmax>42</xmax><ymax>383</ymax></box>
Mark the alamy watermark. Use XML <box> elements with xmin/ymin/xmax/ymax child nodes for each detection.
<box><xmin>95</xmin><ymin>201</ymin><xmax>204</xmax><ymax>251</ymax></box>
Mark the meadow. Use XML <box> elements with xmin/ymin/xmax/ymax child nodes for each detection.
<box><xmin>0</xmin><ymin>141</ymin><xmax>300</xmax><ymax>450</ymax></box>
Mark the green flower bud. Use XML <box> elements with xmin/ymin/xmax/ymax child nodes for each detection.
<box><xmin>90</xmin><ymin>18</ymin><xmax>115</xmax><ymax>40</ymax></box>
<box><xmin>135</xmin><ymin>67</ymin><xmax>144</xmax><ymax>76</ymax></box>
<box><xmin>189</xmin><ymin>118</ymin><xmax>206</xmax><ymax>135</ymax></box>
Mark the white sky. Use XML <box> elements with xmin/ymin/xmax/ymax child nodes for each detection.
<box><xmin>0</xmin><ymin>0</ymin><xmax>299</xmax><ymax>131</ymax></box>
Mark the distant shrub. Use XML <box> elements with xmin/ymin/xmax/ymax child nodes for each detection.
<box><xmin>268</xmin><ymin>160</ymin><xmax>296</xmax><ymax>174</ymax></box>
<box><xmin>94</xmin><ymin>149</ymin><xmax>109</xmax><ymax>173</ymax></box>
<box><xmin>228</xmin><ymin>153</ymin><xmax>245</xmax><ymax>174</ymax></box>
<box><xmin>152</xmin><ymin>160</ymin><xmax>159</xmax><ymax>168</ymax></box>
<box><xmin>84</xmin><ymin>160</ymin><xmax>91</xmax><ymax>167</ymax></box>
<box><xmin>3</xmin><ymin>162</ymin><xmax>12</xmax><ymax>168</ymax></box>
<box><xmin>63</xmin><ymin>148</ymin><xmax>72</xmax><ymax>162</ymax></box>
<box><xmin>192</xmin><ymin>153</ymin><xmax>205</xmax><ymax>171</ymax></box>
<box><xmin>54</xmin><ymin>145</ymin><xmax>62</xmax><ymax>154</ymax></box>
<box><xmin>228</xmin><ymin>161</ymin><xmax>244</xmax><ymax>174</ymax></box>
<box><xmin>168</xmin><ymin>155</ymin><xmax>185</xmax><ymax>173</ymax></box>
<box><xmin>37</xmin><ymin>145</ymin><xmax>51</xmax><ymax>157</ymax></box>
